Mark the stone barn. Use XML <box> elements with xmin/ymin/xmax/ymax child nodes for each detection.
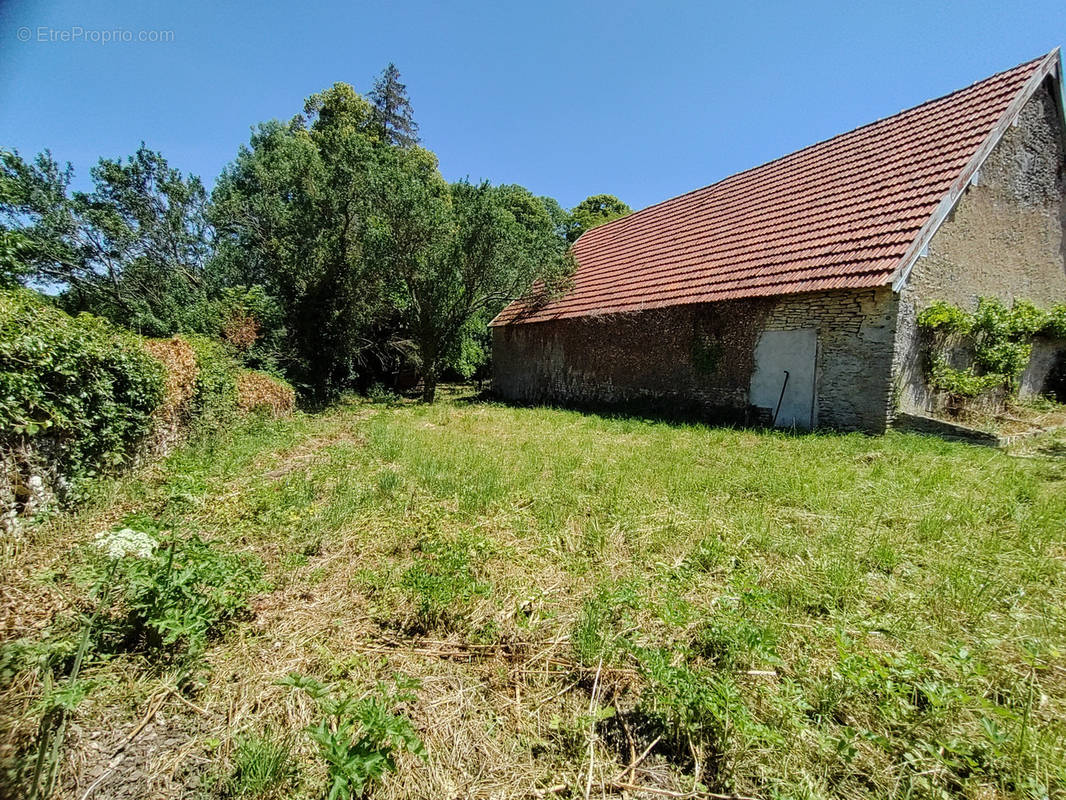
<box><xmin>491</xmin><ymin>50</ymin><xmax>1066</xmax><ymax>432</ymax></box>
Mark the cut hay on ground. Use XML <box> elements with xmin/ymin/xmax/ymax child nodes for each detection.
<box><xmin>236</xmin><ymin>370</ymin><xmax>296</xmax><ymax>417</ymax></box>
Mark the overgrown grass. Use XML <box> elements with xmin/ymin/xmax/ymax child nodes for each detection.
<box><xmin>2</xmin><ymin>392</ymin><xmax>1064</xmax><ymax>799</ymax></box>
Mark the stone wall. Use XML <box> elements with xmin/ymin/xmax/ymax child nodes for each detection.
<box><xmin>492</xmin><ymin>286</ymin><xmax>898</xmax><ymax>432</ymax></box>
<box><xmin>893</xmin><ymin>79</ymin><xmax>1066</xmax><ymax>413</ymax></box>
<box><xmin>764</xmin><ymin>288</ymin><xmax>897</xmax><ymax>430</ymax></box>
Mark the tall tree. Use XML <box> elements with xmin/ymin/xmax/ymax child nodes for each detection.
<box><xmin>368</xmin><ymin>150</ymin><xmax>572</xmax><ymax>402</ymax></box>
<box><xmin>568</xmin><ymin>193</ymin><xmax>632</xmax><ymax>242</ymax></box>
<box><xmin>368</xmin><ymin>63</ymin><xmax>420</xmax><ymax>148</ymax></box>
<box><xmin>211</xmin><ymin>84</ymin><xmax>392</xmax><ymax>401</ymax></box>
<box><xmin>0</xmin><ymin>146</ymin><xmax>212</xmax><ymax>335</ymax></box>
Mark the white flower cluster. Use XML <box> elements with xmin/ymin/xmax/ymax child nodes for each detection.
<box><xmin>94</xmin><ymin>527</ymin><xmax>157</xmax><ymax>560</ymax></box>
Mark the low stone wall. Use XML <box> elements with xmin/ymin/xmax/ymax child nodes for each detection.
<box><xmin>893</xmin><ymin>411</ymin><xmax>1065</xmax><ymax>448</ymax></box>
<box><xmin>892</xmin><ymin>412</ymin><xmax>1003</xmax><ymax>445</ymax></box>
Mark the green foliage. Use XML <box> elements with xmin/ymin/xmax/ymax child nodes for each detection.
<box><xmin>0</xmin><ymin>229</ymin><xmax>32</xmax><ymax>287</ymax></box>
<box><xmin>572</xmin><ymin>583</ymin><xmax>641</xmax><ymax>666</ymax></box>
<box><xmin>929</xmin><ymin>358</ymin><xmax>1009</xmax><ymax>399</ymax></box>
<box><xmin>0</xmin><ymin>146</ymin><xmax>212</xmax><ymax>337</ymax></box>
<box><xmin>189</xmin><ymin>285</ymin><xmax>286</xmax><ymax>374</ymax></box>
<box><xmin>184</xmin><ymin>334</ymin><xmax>240</xmax><ymax>429</ymax></box>
<box><xmin>210</xmin><ymin>91</ymin><xmax>391</xmax><ymax>403</ymax></box>
<box><xmin>222</xmin><ymin>729</ymin><xmax>297</xmax><ymax>799</ymax></box>
<box><xmin>567</xmin><ymin>194</ymin><xmax>632</xmax><ymax>242</ymax></box>
<box><xmin>368</xmin><ymin>165</ymin><xmax>573</xmax><ymax>401</ymax></box>
<box><xmin>916</xmin><ymin>300</ymin><xmax>972</xmax><ymax>334</ymax></box>
<box><xmin>368</xmin><ymin>63</ymin><xmax>419</xmax><ymax>148</ymax></box>
<box><xmin>0</xmin><ymin>288</ymin><xmax>164</xmax><ymax>489</ymax></box>
<box><xmin>635</xmin><ymin>646</ymin><xmax>767</xmax><ymax>779</ymax></box>
<box><xmin>88</xmin><ymin>518</ymin><xmax>262</xmax><ymax>660</ymax></box>
<box><xmin>213</xmin><ymin>79</ymin><xmax>574</xmax><ymax>402</ymax></box>
<box><xmin>279</xmin><ymin>673</ymin><xmax>426</xmax><ymax>800</ymax></box>
<box><xmin>918</xmin><ymin>297</ymin><xmax>1065</xmax><ymax>400</ymax></box>
<box><xmin>1044</xmin><ymin>303</ymin><xmax>1066</xmax><ymax>339</ymax></box>
<box><xmin>691</xmin><ymin>609</ymin><xmax>780</xmax><ymax>671</ymax></box>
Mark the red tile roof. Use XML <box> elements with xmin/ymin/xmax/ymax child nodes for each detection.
<box><xmin>493</xmin><ymin>51</ymin><xmax>1061</xmax><ymax>326</ymax></box>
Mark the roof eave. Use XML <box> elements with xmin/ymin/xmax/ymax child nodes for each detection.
<box><xmin>889</xmin><ymin>48</ymin><xmax>1063</xmax><ymax>293</ymax></box>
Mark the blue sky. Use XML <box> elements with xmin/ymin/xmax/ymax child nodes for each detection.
<box><xmin>0</xmin><ymin>1</ymin><xmax>1063</xmax><ymax>212</ymax></box>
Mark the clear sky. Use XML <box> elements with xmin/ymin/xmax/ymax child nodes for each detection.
<box><xmin>0</xmin><ymin>1</ymin><xmax>1063</xmax><ymax>212</ymax></box>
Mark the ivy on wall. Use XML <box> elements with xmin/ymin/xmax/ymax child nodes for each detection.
<box><xmin>917</xmin><ymin>297</ymin><xmax>1066</xmax><ymax>399</ymax></box>
<box><xmin>691</xmin><ymin>331</ymin><xmax>723</xmax><ymax>376</ymax></box>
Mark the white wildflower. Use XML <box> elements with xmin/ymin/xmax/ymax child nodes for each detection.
<box><xmin>94</xmin><ymin>527</ymin><xmax>157</xmax><ymax>560</ymax></box>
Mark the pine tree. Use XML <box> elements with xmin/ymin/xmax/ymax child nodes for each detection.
<box><xmin>369</xmin><ymin>63</ymin><xmax>420</xmax><ymax>148</ymax></box>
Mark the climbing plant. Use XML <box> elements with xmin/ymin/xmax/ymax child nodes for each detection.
<box><xmin>917</xmin><ymin>297</ymin><xmax>1066</xmax><ymax>400</ymax></box>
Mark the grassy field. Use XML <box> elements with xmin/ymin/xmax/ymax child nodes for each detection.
<box><xmin>2</xmin><ymin>391</ymin><xmax>1065</xmax><ymax>800</ymax></box>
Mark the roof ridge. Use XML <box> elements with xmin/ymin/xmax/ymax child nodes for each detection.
<box><xmin>574</xmin><ymin>51</ymin><xmax>1052</xmax><ymax>246</ymax></box>
<box><xmin>494</xmin><ymin>50</ymin><xmax>1058</xmax><ymax>327</ymax></box>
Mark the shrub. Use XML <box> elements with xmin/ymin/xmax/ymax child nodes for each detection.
<box><xmin>236</xmin><ymin>370</ymin><xmax>295</xmax><ymax>416</ymax></box>
<box><xmin>916</xmin><ymin>301</ymin><xmax>972</xmax><ymax>335</ymax></box>
<box><xmin>199</xmin><ymin>285</ymin><xmax>286</xmax><ymax>375</ymax></box>
<box><xmin>1042</xmin><ymin>303</ymin><xmax>1066</xmax><ymax>339</ymax></box>
<box><xmin>87</xmin><ymin>518</ymin><xmax>263</xmax><ymax>660</ymax></box>
<box><xmin>0</xmin><ymin>288</ymin><xmax>164</xmax><ymax>495</ymax></box>
<box><xmin>917</xmin><ymin>297</ymin><xmax>1065</xmax><ymax>403</ymax></box>
<box><xmin>184</xmin><ymin>334</ymin><xmax>240</xmax><ymax>429</ymax></box>
<box><xmin>929</xmin><ymin>358</ymin><xmax>1010</xmax><ymax>399</ymax></box>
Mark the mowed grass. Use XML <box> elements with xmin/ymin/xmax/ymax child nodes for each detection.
<box><xmin>3</xmin><ymin>391</ymin><xmax>1065</xmax><ymax>800</ymax></box>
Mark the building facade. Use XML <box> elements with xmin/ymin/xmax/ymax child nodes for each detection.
<box><xmin>492</xmin><ymin>54</ymin><xmax>1066</xmax><ymax>432</ymax></box>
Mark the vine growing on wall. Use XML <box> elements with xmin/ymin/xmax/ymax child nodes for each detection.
<box><xmin>917</xmin><ymin>297</ymin><xmax>1066</xmax><ymax>399</ymax></box>
<box><xmin>691</xmin><ymin>332</ymin><xmax>723</xmax><ymax>376</ymax></box>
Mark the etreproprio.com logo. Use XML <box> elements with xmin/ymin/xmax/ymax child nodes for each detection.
<box><xmin>16</xmin><ymin>26</ymin><xmax>175</xmax><ymax>44</ymax></box>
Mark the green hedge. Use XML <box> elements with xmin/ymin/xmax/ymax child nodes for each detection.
<box><xmin>183</xmin><ymin>334</ymin><xmax>241</xmax><ymax>429</ymax></box>
<box><xmin>0</xmin><ymin>289</ymin><xmax>165</xmax><ymax>489</ymax></box>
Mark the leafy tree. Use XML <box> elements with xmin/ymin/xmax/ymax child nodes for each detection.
<box><xmin>368</xmin><ymin>63</ymin><xmax>420</xmax><ymax>148</ymax></box>
<box><xmin>0</xmin><ymin>230</ymin><xmax>32</xmax><ymax>286</ymax></box>
<box><xmin>568</xmin><ymin>193</ymin><xmax>632</xmax><ymax>242</ymax></box>
<box><xmin>539</xmin><ymin>195</ymin><xmax>575</xmax><ymax>246</ymax></box>
<box><xmin>368</xmin><ymin>150</ymin><xmax>572</xmax><ymax>402</ymax></box>
<box><xmin>0</xmin><ymin>149</ymin><xmax>79</xmax><ymax>287</ymax></box>
<box><xmin>0</xmin><ymin>146</ymin><xmax>212</xmax><ymax>335</ymax></box>
<box><xmin>211</xmin><ymin>85</ymin><xmax>392</xmax><ymax>401</ymax></box>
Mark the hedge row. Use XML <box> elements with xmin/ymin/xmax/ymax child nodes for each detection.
<box><xmin>1</xmin><ymin>289</ymin><xmax>293</xmax><ymax>525</ymax></box>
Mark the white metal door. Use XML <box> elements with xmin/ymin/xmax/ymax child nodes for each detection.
<box><xmin>749</xmin><ymin>329</ymin><xmax>817</xmax><ymax>429</ymax></box>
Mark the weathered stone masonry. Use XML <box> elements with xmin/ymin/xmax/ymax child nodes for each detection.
<box><xmin>893</xmin><ymin>80</ymin><xmax>1066</xmax><ymax>414</ymax></box>
<box><xmin>492</xmin><ymin>287</ymin><xmax>898</xmax><ymax>432</ymax></box>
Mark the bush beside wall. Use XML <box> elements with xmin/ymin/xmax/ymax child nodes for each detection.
<box><xmin>1</xmin><ymin>290</ymin><xmax>165</xmax><ymax>526</ymax></box>
<box><xmin>0</xmin><ymin>290</ymin><xmax>293</xmax><ymax>533</ymax></box>
<box><xmin>184</xmin><ymin>334</ymin><xmax>241</xmax><ymax>429</ymax></box>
